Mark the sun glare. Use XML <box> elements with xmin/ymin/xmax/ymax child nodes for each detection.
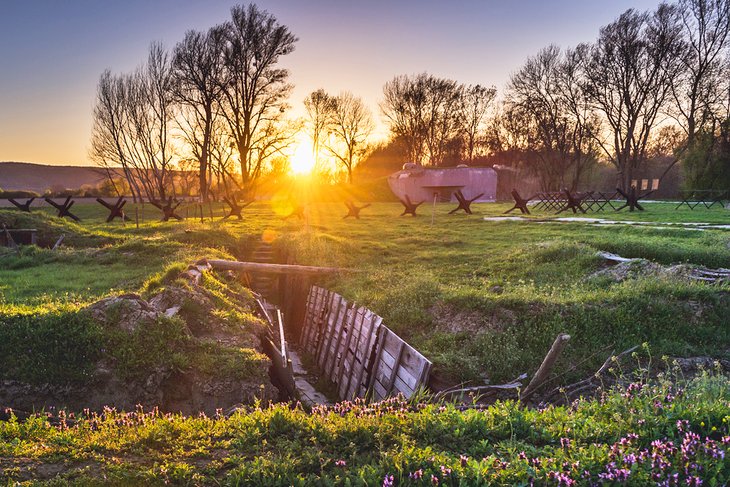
<box><xmin>289</xmin><ymin>138</ymin><xmax>317</xmax><ymax>175</ymax></box>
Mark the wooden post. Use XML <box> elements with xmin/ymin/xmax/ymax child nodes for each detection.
<box><xmin>431</xmin><ymin>192</ymin><xmax>437</xmax><ymax>225</ymax></box>
<box><xmin>135</xmin><ymin>207</ymin><xmax>139</xmax><ymax>229</ymax></box>
<box><xmin>521</xmin><ymin>333</ymin><xmax>571</xmax><ymax>401</ymax></box>
<box><xmin>52</xmin><ymin>234</ymin><xmax>65</xmax><ymax>251</ymax></box>
<box><xmin>199</xmin><ymin>204</ymin><xmax>204</xmax><ymax>223</ymax></box>
<box><xmin>208</xmin><ymin>201</ymin><xmax>213</xmax><ymax>220</ymax></box>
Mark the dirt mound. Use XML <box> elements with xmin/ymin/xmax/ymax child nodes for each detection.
<box><xmin>588</xmin><ymin>259</ymin><xmax>664</xmax><ymax>282</ymax></box>
<box><xmin>588</xmin><ymin>253</ymin><xmax>730</xmax><ymax>284</ymax></box>
<box><xmin>0</xmin><ymin>269</ymin><xmax>277</xmax><ymax>416</ymax></box>
<box><xmin>88</xmin><ymin>293</ymin><xmax>159</xmax><ymax>332</ymax></box>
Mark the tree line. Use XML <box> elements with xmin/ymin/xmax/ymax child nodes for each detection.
<box><xmin>377</xmin><ymin>0</ymin><xmax>729</xmax><ymax>192</ymax></box>
<box><xmin>92</xmin><ymin>0</ymin><xmax>730</xmax><ymax>202</ymax></box>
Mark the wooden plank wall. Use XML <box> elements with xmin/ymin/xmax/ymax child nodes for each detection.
<box><xmin>300</xmin><ymin>286</ymin><xmax>432</xmax><ymax>401</ymax></box>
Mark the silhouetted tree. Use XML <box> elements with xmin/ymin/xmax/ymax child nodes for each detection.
<box><xmin>322</xmin><ymin>92</ymin><xmax>373</xmax><ymax>184</ymax></box>
<box><xmin>90</xmin><ymin>70</ymin><xmax>144</xmax><ymax>202</ymax></box>
<box><xmin>304</xmin><ymin>89</ymin><xmax>335</xmax><ymax>171</ymax></box>
<box><xmin>584</xmin><ymin>6</ymin><xmax>685</xmax><ymax>190</ymax></box>
<box><xmin>91</xmin><ymin>43</ymin><xmax>178</xmax><ymax>203</ymax></box>
<box><xmin>172</xmin><ymin>27</ymin><xmax>226</xmax><ymax>202</ymax></box>
<box><xmin>217</xmin><ymin>3</ymin><xmax>298</xmax><ymax>192</ymax></box>
<box><xmin>381</xmin><ymin>73</ymin><xmax>462</xmax><ymax>165</ymax></box>
<box><xmin>506</xmin><ymin>45</ymin><xmax>598</xmax><ymax>191</ymax></box>
<box><xmin>459</xmin><ymin>84</ymin><xmax>496</xmax><ymax>162</ymax></box>
<box><xmin>672</xmin><ymin>0</ymin><xmax>730</xmax><ymax>145</ymax></box>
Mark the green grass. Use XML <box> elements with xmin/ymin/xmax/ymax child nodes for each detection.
<box><xmin>0</xmin><ymin>372</ymin><xmax>728</xmax><ymax>485</ymax></box>
<box><xmin>1</xmin><ymin>200</ymin><xmax>729</xmax><ymax>386</ymax></box>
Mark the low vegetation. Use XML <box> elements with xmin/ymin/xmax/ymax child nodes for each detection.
<box><xmin>0</xmin><ymin>370</ymin><xmax>728</xmax><ymax>485</ymax></box>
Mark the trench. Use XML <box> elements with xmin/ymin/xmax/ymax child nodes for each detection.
<box><xmin>241</xmin><ymin>236</ymin><xmax>332</xmax><ymax>406</ymax></box>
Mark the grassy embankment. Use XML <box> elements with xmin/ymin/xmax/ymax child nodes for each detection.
<box><xmin>1</xmin><ymin>200</ymin><xmax>729</xmax><ymax>386</ymax></box>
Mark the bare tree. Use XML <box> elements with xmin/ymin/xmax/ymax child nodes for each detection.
<box><xmin>208</xmin><ymin>119</ymin><xmax>240</xmax><ymax>199</ymax></box>
<box><xmin>125</xmin><ymin>43</ymin><xmax>177</xmax><ymax>203</ymax></box>
<box><xmin>322</xmin><ymin>92</ymin><xmax>374</xmax><ymax>184</ymax></box>
<box><xmin>304</xmin><ymin>89</ymin><xmax>335</xmax><ymax>169</ymax></box>
<box><xmin>460</xmin><ymin>84</ymin><xmax>496</xmax><ymax>162</ymax></box>
<box><xmin>507</xmin><ymin>45</ymin><xmax>598</xmax><ymax>190</ymax></box>
<box><xmin>380</xmin><ymin>73</ymin><xmax>463</xmax><ymax>165</ymax></box>
<box><xmin>217</xmin><ymin>3</ymin><xmax>298</xmax><ymax>192</ymax></box>
<box><xmin>584</xmin><ymin>6</ymin><xmax>685</xmax><ymax>190</ymax></box>
<box><xmin>382</xmin><ymin>73</ymin><xmax>463</xmax><ymax>165</ymax></box>
<box><xmin>672</xmin><ymin>0</ymin><xmax>730</xmax><ymax>145</ymax></box>
<box><xmin>381</xmin><ymin>74</ymin><xmax>428</xmax><ymax>163</ymax></box>
<box><xmin>90</xmin><ymin>43</ymin><xmax>178</xmax><ymax>205</ymax></box>
<box><xmin>172</xmin><ymin>27</ymin><xmax>225</xmax><ymax>202</ymax></box>
<box><xmin>90</xmin><ymin>70</ymin><xmax>143</xmax><ymax>202</ymax></box>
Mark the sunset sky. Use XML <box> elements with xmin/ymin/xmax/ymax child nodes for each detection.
<box><xmin>0</xmin><ymin>0</ymin><xmax>663</xmax><ymax>166</ymax></box>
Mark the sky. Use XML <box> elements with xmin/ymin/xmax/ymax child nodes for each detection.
<box><xmin>0</xmin><ymin>0</ymin><xmax>664</xmax><ymax>166</ymax></box>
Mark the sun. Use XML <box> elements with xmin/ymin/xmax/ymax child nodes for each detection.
<box><xmin>289</xmin><ymin>137</ymin><xmax>317</xmax><ymax>175</ymax></box>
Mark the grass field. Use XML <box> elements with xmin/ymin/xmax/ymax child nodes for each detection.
<box><xmin>2</xmin><ymin>199</ymin><xmax>730</xmax><ymax>485</ymax></box>
<box><xmin>1</xmin><ymin>200</ymin><xmax>729</xmax><ymax>386</ymax></box>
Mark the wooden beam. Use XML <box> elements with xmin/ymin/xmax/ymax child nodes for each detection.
<box><xmin>207</xmin><ymin>259</ymin><xmax>355</xmax><ymax>275</ymax></box>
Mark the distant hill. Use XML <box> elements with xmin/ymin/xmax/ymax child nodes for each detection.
<box><xmin>0</xmin><ymin>162</ymin><xmax>112</xmax><ymax>194</ymax></box>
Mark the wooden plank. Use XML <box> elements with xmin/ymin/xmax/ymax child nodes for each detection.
<box><xmin>373</xmin><ymin>380</ymin><xmax>388</xmax><ymax>401</ymax></box>
<box><xmin>326</xmin><ymin>300</ymin><xmax>352</xmax><ymax>382</ymax></box>
<box><xmin>315</xmin><ymin>291</ymin><xmax>338</xmax><ymax>365</ymax></box>
<box><xmin>395</xmin><ymin>365</ymin><xmax>419</xmax><ymax>391</ymax></box>
<box><xmin>302</xmin><ymin>287</ymin><xmax>318</xmax><ymax>352</ymax></box>
<box><xmin>322</xmin><ymin>295</ymin><xmax>348</xmax><ymax>376</ymax></box>
<box><xmin>309</xmin><ymin>286</ymin><xmax>327</xmax><ymax>350</ymax></box>
<box><xmin>394</xmin><ymin>346</ymin><xmax>427</xmax><ymax>382</ymax></box>
<box><xmin>345</xmin><ymin>309</ymin><xmax>375</xmax><ymax>399</ymax></box>
<box><xmin>300</xmin><ymin>287</ymin><xmax>316</xmax><ymax>348</ymax></box>
<box><xmin>376</xmin><ymin>362</ymin><xmax>394</xmax><ymax>387</ymax></box>
<box><xmin>317</xmin><ymin>292</ymin><xmax>340</xmax><ymax>371</ymax></box>
<box><xmin>392</xmin><ymin>375</ymin><xmax>415</xmax><ymax>398</ymax></box>
<box><xmin>383</xmin><ymin>335</ymin><xmax>406</xmax><ymax>396</ymax></box>
<box><xmin>354</xmin><ymin>314</ymin><xmax>382</xmax><ymax>398</ymax></box>
<box><xmin>340</xmin><ymin>306</ymin><xmax>366</xmax><ymax>398</ymax></box>
<box><xmin>366</xmin><ymin>326</ymin><xmax>387</xmax><ymax>398</ymax></box>
<box><xmin>319</xmin><ymin>296</ymin><xmax>341</xmax><ymax>372</ymax></box>
<box><xmin>300</xmin><ymin>286</ymin><xmax>432</xmax><ymax>401</ymax></box>
<box><xmin>380</xmin><ymin>348</ymin><xmax>397</xmax><ymax>370</ymax></box>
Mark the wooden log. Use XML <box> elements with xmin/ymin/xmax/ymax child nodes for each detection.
<box><xmin>207</xmin><ymin>259</ymin><xmax>356</xmax><ymax>275</ymax></box>
<box><xmin>520</xmin><ymin>333</ymin><xmax>571</xmax><ymax>401</ymax></box>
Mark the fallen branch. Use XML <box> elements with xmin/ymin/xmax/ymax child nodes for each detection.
<box><xmin>543</xmin><ymin>345</ymin><xmax>639</xmax><ymax>401</ymax></box>
<box><xmin>433</xmin><ymin>373</ymin><xmax>528</xmax><ymax>401</ymax></box>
